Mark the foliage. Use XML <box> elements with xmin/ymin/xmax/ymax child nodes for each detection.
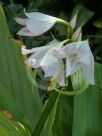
<box><xmin>0</xmin><ymin>112</ymin><xmax>31</xmax><ymax>136</ymax></box>
<box><xmin>0</xmin><ymin>0</ymin><xmax>102</xmax><ymax>136</ymax></box>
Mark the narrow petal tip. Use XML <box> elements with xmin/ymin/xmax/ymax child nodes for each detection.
<box><xmin>17</xmin><ymin>27</ymin><xmax>35</xmax><ymax>37</ymax></box>
<box><xmin>15</xmin><ymin>17</ymin><xmax>28</xmax><ymax>25</ymax></box>
<box><xmin>21</xmin><ymin>45</ymin><xmax>27</xmax><ymax>55</ymax></box>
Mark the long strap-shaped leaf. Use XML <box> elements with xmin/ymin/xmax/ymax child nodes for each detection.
<box><xmin>72</xmin><ymin>63</ymin><xmax>102</xmax><ymax>136</ymax></box>
<box><xmin>0</xmin><ymin>4</ymin><xmax>42</xmax><ymax>131</ymax></box>
<box><xmin>32</xmin><ymin>91</ymin><xmax>59</xmax><ymax>136</ymax></box>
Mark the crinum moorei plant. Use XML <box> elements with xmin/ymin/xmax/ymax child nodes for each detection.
<box><xmin>16</xmin><ymin>11</ymin><xmax>95</xmax><ymax>95</ymax></box>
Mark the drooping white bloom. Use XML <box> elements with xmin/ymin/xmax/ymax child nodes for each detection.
<box><xmin>15</xmin><ymin>12</ymin><xmax>61</xmax><ymax>36</ymax></box>
<box><xmin>21</xmin><ymin>40</ymin><xmax>66</xmax><ymax>86</ymax></box>
<box><xmin>53</xmin><ymin>40</ymin><xmax>95</xmax><ymax>85</ymax></box>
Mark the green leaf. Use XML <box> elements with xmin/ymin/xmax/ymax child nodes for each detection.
<box><xmin>71</xmin><ymin>69</ymin><xmax>89</xmax><ymax>93</ymax></box>
<box><xmin>41</xmin><ymin>95</ymin><xmax>59</xmax><ymax>136</ymax></box>
<box><xmin>0</xmin><ymin>5</ymin><xmax>10</xmax><ymax>38</ymax></box>
<box><xmin>72</xmin><ymin>63</ymin><xmax>102</xmax><ymax>136</ymax></box>
<box><xmin>95</xmin><ymin>63</ymin><xmax>102</xmax><ymax>89</ymax></box>
<box><xmin>0</xmin><ymin>4</ymin><xmax>42</xmax><ymax>131</ymax></box>
<box><xmin>0</xmin><ymin>83</ymin><xmax>26</xmax><ymax>122</ymax></box>
<box><xmin>72</xmin><ymin>4</ymin><xmax>94</xmax><ymax>28</ymax></box>
<box><xmin>72</xmin><ymin>86</ymin><xmax>102</xmax><ymax>136</ymax></box>
<box><xmin>32</xmin><ymin>91</ymin><xmax>59</xmax><ymax>136</ymax></box>
<box><xmin>52</xmin><ymin>95</ymin><xmax>73</xmax><ymax>136</ymax></box>
<box><xmin>55</xmin><ymin>69</ymin><xmax>89</xmax><ymax>96</ymax></box>
<box><xmin>93</xmin><ymin>18</ymin><xmax>102</xmax><ymax>29</ymax></box>
<box><xmin>0</xmin><ymin>112</ymin><xmax>31</xmax><ymax>136</ymax></box>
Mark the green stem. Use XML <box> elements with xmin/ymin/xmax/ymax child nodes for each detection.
<box><xmin>57</xmin><ymin>19</ymin><xmax>73</xmax><ymax>37</ymax></box>
<box><xmin>32</xmin><ymin>91</ymin><xmax>59</xmax><ymax>136</ymax></box>
<box><xmin>55</xmin><ymin>84</ymin><xmax>88</xmax><ymax>96</ymax></box>
<box><xmin>62</xmin><ymin>39</ymin><xmax>74</xmax><ymax>45</ymax></box>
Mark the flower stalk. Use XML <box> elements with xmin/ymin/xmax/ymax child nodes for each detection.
<box><xmin>57</xmin><ymin>18</ymin><xmax>73</xmax><ymax>37</ymax></box>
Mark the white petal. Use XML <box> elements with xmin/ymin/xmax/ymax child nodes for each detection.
<box><xmin>15</xmin><ymin>17</ymin><xmax>28</xmax><ymax>25</ymax></box>
<box><xmin>63</xmin><ymin>42</ymin><xmax>80</xmax><ymax>56</ymax></box>
<box><xmin>21</xmin><ymin>41</ymin><xmax>58</xmax><ymax>55</ymax></box>
<box><xmin>25</xmin><ymin>58</ymin><xmax>36</xmax><ymax>67</ymax></box>
<box><xmin>26</xmin><ymin>19</ymin><xmax>56</xmax><ymax>36</ymax></box>
<box><xmin>25</xmin><ymin>12</ymin><xmax>57</xmax><ymax>21</ymax></box>
<box><xmin>66</xmin><ymin>57</ymin><xmax>72</xmax><ymax>77</ymax></box>
<box><xmin>21</xmin><ymin>45</ymin><xmax>45</xmax><ymax>55</ymax></box>
<box><xmin>52</xmin><ymin>48</ymin><xmax>66</xmax><ymax>59</ymax></box>
<box><xmin>64</xmin><ymin>40</ymin><xmax>89</xmax><ymax>55</ymax></box>
<box><xmin>26</xmin><ymin>43</ymin><xmax>57</xmax><ymax>68</ymax></box>
<box><xmin>40</xmin><ymin>56</ymin><xmax>60</xmax><ymax>77</ymax></box>
<box><xmin>57</xmin><ymin>61</ymin><xmax>66</xmax><ymax>86</ymax></box>
<box><xmin>77</xmin><ymin>41</ymin><xmax>92</xmax><ymax>65</ymax></box>
<box><xmin>66</xmin><ymin>57</ymin><xmax>82</xmax><ymax>77</ymax></box>
<box><xmin>64</xmin><ymin>40</ymin><xmax>91</xmax><ymax>66</ymax></box>
<box><xmin>21</xmin><ymin>46</ymin><xmax>28</xmax><ymax>55</ymax></box>
<box><xmin>17</xmin><ymin>27</ymin><xmax>36</xmax><ymax>36</ymax></box>
<box><xmin>83</xmin><ymin>53</ymin><xmax>95</xmax><ymax>85</ymax></box>
<box><xmin>42</xmin><ymin>60</ymin><xmax>61</xmax><ymax>77</ymax></box>
<box><xmin>40</xmin><ymin>47</ymin><xmax>61</xmax><ymax>77</ymax></box>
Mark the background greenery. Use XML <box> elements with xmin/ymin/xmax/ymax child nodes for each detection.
<box><xmin>0</xmin><ymin>0</ymin><xmax>102</xmax><ymax>136</ymax></box>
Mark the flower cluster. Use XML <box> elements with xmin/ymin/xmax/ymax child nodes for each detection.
<box><xmin>15</xmin><ymin>11</ymin><xmax>95</xmax><ymax>88</ymax></box>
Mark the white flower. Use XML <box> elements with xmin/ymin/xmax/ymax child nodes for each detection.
<box><xmin>15</xmin><ymin>12</ymin><xmax>61</xmax><ymax>36</ymax></box>
<box><xmin>21</xmin><ymin>40</ymin><xmax>66</xmax><ymax>86</ymax></box>
<box><xmin>53</xmin><ymin>40</ymin><xmax>95</xmax><ymax>85</ymax></box>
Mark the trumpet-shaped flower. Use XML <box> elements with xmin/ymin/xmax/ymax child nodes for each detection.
<box><xmin>21</xmin><ymin>40</ymin><xmax>66</xmax><ymax>86</ymax></box>
<box><xmin>15</xmin><ymin>12</ymin><xmax>63</xmax><ymax>36</ymax></box>
<box><xmin>53</xmin><ymin>40</ymin><xmax>95</xmax><ymax>85</ymax></box>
